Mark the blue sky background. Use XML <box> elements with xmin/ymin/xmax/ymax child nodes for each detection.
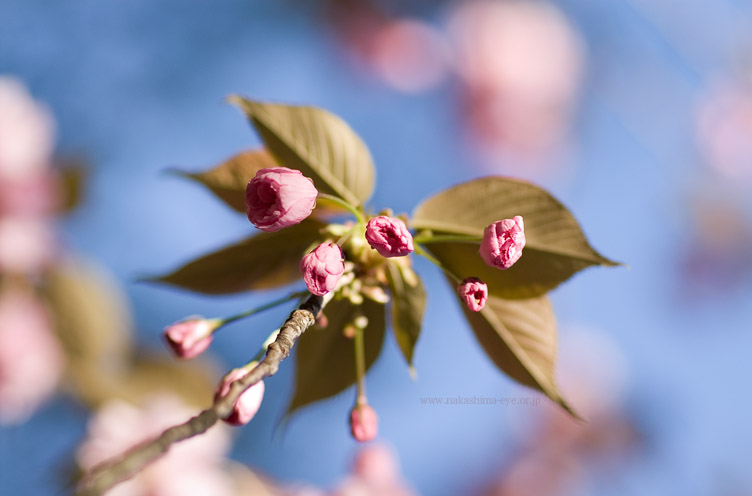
<box><xmin>1</xmin><ymin>1</ymin><xmax>752</xmax><ymax>495</ymax></box>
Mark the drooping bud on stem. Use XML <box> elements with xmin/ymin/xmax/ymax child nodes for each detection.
<box><xmin>163</xmin><ymin>317</ymin><xmax>220</xmax><ymax>359</ymax></box>
<box><xmin>349</xmin><ymin>401</ymin><xmax>379</xmax><ymax>442</ymax></box>
<box><xmin>457</xmin><ymin>277</ymin><xmax>488</xmax><ymax>312</ymax></box>
<box><xmin>214</xmin><ymin>364</ymin><xmax>265</xmax><ymax>426</ymax></box>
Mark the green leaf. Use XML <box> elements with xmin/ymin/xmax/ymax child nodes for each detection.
<box><xmin>170</xmin><ymin>149</ymin><xmax>279</xmax><ymax>213</ymax></box>
<box><xmin>413</xmin><ymin>177</ymin><xmax>620</xmax><ymax>298</ymax></box>
<box><xmin>147</xmin><ymin>218</ymin><xmax>326</xmax><ymax>295</ymax></box>
<box><xmin>286</xmin><ymin>297</ymin><xmax>386</xmax><ymax>416</ymax></box>
<box><xmin>386</xmin><ymin>260</ymin><xmax>425</xmax><ymax>370</ymax></box>
<box><xmin>229</xmin><ymin>97</ymin><xmax>375</xmax><ymax>207</ymax></box>
<box><xmin>456</xmin><ymin>286</ymin><xmax>580</xmax><ymax>419</ymax></box>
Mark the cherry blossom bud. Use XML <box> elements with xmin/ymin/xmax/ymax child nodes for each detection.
<box><xmin>300</xmin><ymin>243</ymin><xmax>345</xmax><ymax>296</ymax></box>
<box><xmin>479</xmin><ymin>215</ymin><xmax>526</xmax><ymax>270</ymax></box>
<box><xmin>350</xmin><ymin>403</ymin><xmax>378</xmax><ymax>442</ymax></box>
<box><xmin>245</xmin><ymin>167</ymin><xmax>317</xmax><ymax>232</ymax></box>
<box><xmin>457</xmin><ymin>277</ymin><xmax>488</xmax><ymax>312</ymax></box>
<box><xmin>214</xmin><ymin>367</ymin><xmax>265</xmax><ymax>426</ymax></box>
<box><xmin>365</xmin><ymin>216</ymin><xmax>414</xmax><ymax>258</ymax></box>
<box><xmin>163</xmin><ymin>317</ymin><xmax>218</xmax><ymax>359</ymax></box>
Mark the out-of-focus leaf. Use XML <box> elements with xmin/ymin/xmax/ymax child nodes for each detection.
<box><xmin>413</xmin><ymin>177</ymin><xmax>620</xmax><ymax>298</ymax></box>
<box><xmin>58</xmin><ymin>164</ymin><xmax>86</xmax><ymax>213</ymax></box>
<box><xmin>230</xmin><ymin>97</ymin><xmax>375</xmax><ymax>206</ymax></box>
<box><xmin>115</xmin><ymin>355</ymin><xmax>216</xmax><ymax>409</ymax></box>
<box><xmin>286</xmin><ymin>297</ymin><xmax>386</xmax><ymax>416</ymax></box>
<box><xmin>170</xmin><ymin>149</ymin><xmax>278</xmax><ymax>213</ymax></box>
<box><xmin>147</xmin><ymin>218</ymin><xmax>326</xmax><ymax>295</ymax></box>
<box><xmin>386</xmin><ymin>260</ymin><xmax>425</xmax><ymax>370</ymax></box>
<box><xmin>456</xmin><ymin>286</ymin><xmax>580</xmax><ymax>419</ymax></box>
<box><xmin>44</xmin><ymin>259</ymin><xmax>133</xmax><ymax>375</ymax></box>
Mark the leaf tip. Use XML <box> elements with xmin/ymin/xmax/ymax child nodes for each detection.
<box><xmin>408</xmin><ymin>365</ymin><xmax>418</xmax><ymax>381</ymax></box>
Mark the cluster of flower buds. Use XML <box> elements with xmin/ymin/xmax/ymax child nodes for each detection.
<box><xmin>162</xmin><ymin>164</ymin><xmax>527</xmax><ymax>437</ymax></box>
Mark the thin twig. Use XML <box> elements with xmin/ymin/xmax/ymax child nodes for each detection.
<box><xmin>75</xmin><ymin>294</ymin><xmax>323</xmax><ymax>496</ymax></box>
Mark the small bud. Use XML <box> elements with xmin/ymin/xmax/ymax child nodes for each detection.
<box><xmin>300</xmin><ymin>242</ymin><xmax>345</xmax><ymax>296</ymax></box>
<box><xmin>479</xmin><ymin>216</ymin><xmax>526</xmax><ymax>270</ymax></box>
<box><xmin>214</xmin><ymin>367</ymin><xmax>265</xmax><ymax>426</ymax></box>
<box><xmin>350</xmin><ymin>403</ymin><xmax>378</xmax><ymax>442</ymax></box>
<box><xmin>365</xmin><ymin>216</ymin><xmax>414</xmax><ymax>258</ymax></box>
<box><xmin>245</xmin><ymin>167</ymin><xmax>317</xmax><ymax>232</ymax></box>
<box><xmin>457</xmin><ymin>277</ymin><xmax>488</xmax><ymax>312</ymax></box>
<box><xmin>163</xmin><ymin>317</ymin><xmax>218</xmax><ymax>359</ymax></box>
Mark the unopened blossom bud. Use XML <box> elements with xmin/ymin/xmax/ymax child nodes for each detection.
<box><xmin>214</xmin><ymin>367</ymin><xmax>265</xmax><ymax>426</ymax></box>
<box><xmin>365</xmin><ymin>216</ymin><xmax>414</xmax><ymax>258</ymax></box>
<box><xmin>163</xmin><ymin>317</ymin><xmax>218</xmax><ymax>359</ymax></box>
<box><xmin>350</xmin><ymin>402</ymin><xmax>378</xmax><ymax>442</ymax></box>
<box><xmin>245</xmin><ymin>167</ymin><xmax>317</xmax><ymax>232</ymax></box>
<box><xmin>479</xmin><ymin>215</ymin><xmax>526</xmax><ymax>270</ymax></box>
<box><xmin>457</xmin><ymin>277</ymin><xmax>488</xmax><ymax>312</ymax></box>
<box><xmin>300</xmin><ymin>243</ymin><xmax>345</xmax><ymax>296</ymax></box>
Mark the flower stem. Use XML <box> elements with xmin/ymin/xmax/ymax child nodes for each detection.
<box><xmin>413</xmin><ymin>233</ymin><xmax>482</xmax><ymax>244</ymax></box>
<box><xmin>220</xmin><ymin>291</ymin><xmax>307</xmax><ymax>327</ymax></box>
<box><xmin>414</xmin><ymin>244</ymin><xmax>462</xmax><ymax>284</ymax></box>
<box><xmin>354</xmin><ymin>324</ymin><xmax>367</xmax><ymax>403</ymax></box>
<box><xmin>318</xmin><ymin>193</ymin><xmax>366</xmax><ymax>225</ymax></box>
<box><xmin>248</xmin><ymin>328</ymin><xmax>281</xmax><ymax>364</ymax></box>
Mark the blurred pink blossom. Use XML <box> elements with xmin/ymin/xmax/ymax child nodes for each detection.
<box><xmin>0</xmin><ymin>217</ymin><xmax>56</xmax><ymax>273</ymax></box>
<box><xmin>0</xmin><ymin>77</ymin><xmax>55</xmax><ymax>180</ymax></box>
<box><xmin>163</xmin><ymin>317</ymin><xmax>218</xmax><ymax>359</ymax></box>
<box><xmin>447</xmin><ymin>0</ymin><xmax>584</xmax><ymax>165</ymax></box>
<box><xmin>697</xmin><ymin>81</ymin><xmax>752</xmax><ymax>184</ymax></box>
<box><xmin>77</xmin><ymin>394</ymin><xmax>234</xmax><ymax>496</ymax></box>
<box><xmin>0</xmin><ymin>291</ymin><xmax>64</xmax><ymax>424</ymax></box>
<box><xmin>370</xmin><ymin>19</ymin><xmax>452</xmax><ymax>93</ymax></box>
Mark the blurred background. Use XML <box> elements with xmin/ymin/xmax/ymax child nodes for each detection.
<box><xmin>1</xmin><ymin>0</ymin><xmax>752</xmax><ymax>494</ymax></box>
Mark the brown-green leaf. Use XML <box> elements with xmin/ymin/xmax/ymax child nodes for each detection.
<box><xmin>286</xmin><ymin>297</ymin><xmax>386</xmax><ymax>416</ymax></box>
<box><xmin>386</xmin><ymin>260</ymin><xmax>425</xmax><ymax>370</ymax></box>
<box><xmin>230</xmin><ymin>97</ymin><xmax>375</xmax><ymax>207</ymax></box>
<box><xmin>147</xmin><ymin>218</ymin><xmax>326</xmax><ymax>295</ymax></box>
<box><xmin>44</xmin><ymin>259</ymin><xmax>133</xmax><ymax>375</ymax></box>
<box><xmin>171</xmin><ymin>149</ymin><xmax>278</xmax><ymax>213</ymax></box>
<box><xmin>413</xmin><ymin>177</ymin><xmax>620</xmax><ymax>298</ymax></box>
<box><xmin>456</xmin><ymin>286</ymin><xmax>580</xmax><ymax>419</ymax></box>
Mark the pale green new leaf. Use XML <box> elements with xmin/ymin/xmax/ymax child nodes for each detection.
<box><xmin>230</xmin><ymin>97</ymin><xmax>375</xmax><ymax>206</ymax></box>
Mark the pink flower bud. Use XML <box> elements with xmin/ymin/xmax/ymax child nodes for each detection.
<box><xmin>365</xmin><ymin>216</ymin><xmax>414</xmax><ymax>258</ymax></box>
<box><xmin>245</xmin><ymin>167</ymin><xmax>317</xmax><ymax>232</ymax></box>
<box><xmin>457</xmin><ymin>277</ymin><xmax>488</xmax><ymax>312</ymax></box>
<box><xmin>350</xmin><ymin>403</ymin><xmax>378</xmax><ymax>442</ymax></box>
<box><xmin>300</xmin><ymin>243</ymin><xmax>345</xmax><ymax>296</ymax></box>
<box><xmin>479</xmin><ymin>215</ymin><xmax>526</xmax><ymax>270</ymax></box>
<box><xmin>214</xmin><ymin>367</ymin><xmax>265</xmax><ymax>426</ymax></box>
<box><xmin>163</xmin><ymin>318</ymin><xmax>217</xmax><ymax>359</ymax></box>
